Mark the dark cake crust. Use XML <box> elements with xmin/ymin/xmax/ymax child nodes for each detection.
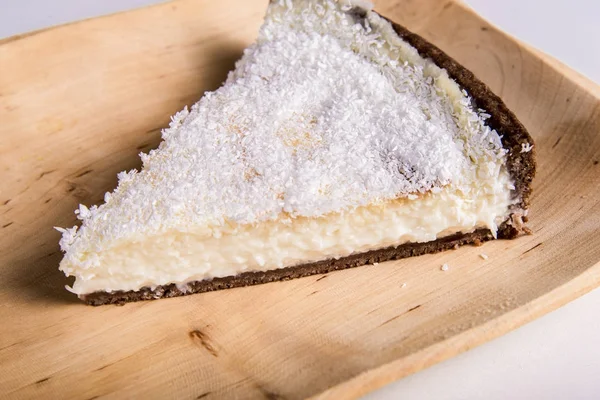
<box><xmin>81</xmin><ymin>12</ymin><xmax>536</xmax><ymax>306</ymax></box>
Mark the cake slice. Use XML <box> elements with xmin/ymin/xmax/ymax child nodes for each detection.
<box><xmin>56</xmin><ymin>0</ymin><xmax>535</xmax><ymax>305</ymax></box>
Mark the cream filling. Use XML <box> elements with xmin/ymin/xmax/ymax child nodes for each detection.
<box><xmin>66</xmin><ymin>174</ymin><xmax>513</xmax><ymax>295</ymax></box>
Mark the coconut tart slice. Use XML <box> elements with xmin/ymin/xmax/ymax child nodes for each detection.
<box><xmin>57</xmin><ymin>0</ymin><xmax>536</xmax><ymax>305</ymax></box>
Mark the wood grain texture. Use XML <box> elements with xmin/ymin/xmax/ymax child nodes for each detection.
<box><xmin>0</xmin><ymin>0</ymin><xmax>599</xmax><ymax>398</ymax></box>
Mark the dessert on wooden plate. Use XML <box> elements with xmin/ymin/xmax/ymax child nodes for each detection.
<box><xmin>56</xmin><ymin>0</ymin><xmax>535</xmax><ymax>305</ymax></box>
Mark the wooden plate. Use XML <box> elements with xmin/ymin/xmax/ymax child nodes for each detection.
<box><xmin>1</xmin><ymin>0</ymin><xmax>599</xmax><ymax>398</ymax></box>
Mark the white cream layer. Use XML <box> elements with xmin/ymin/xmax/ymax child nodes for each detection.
<box><xmin>67</xmin><ymin>175</ymin><xmax>512</xmax><ymax>295</ymax></box>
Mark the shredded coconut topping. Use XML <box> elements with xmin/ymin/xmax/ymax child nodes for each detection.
<box><xmin>58</xmin><ymin>0</ymin><xmax>512</xmax><ymax>273</ymax></box>
<box><xmin>521</xmin><ymin>142</ymin><xmax>533</xmax><ymax>153</ymax></box>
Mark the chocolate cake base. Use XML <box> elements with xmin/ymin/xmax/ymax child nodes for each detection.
<box><xmin>81</xmin><ymin>227</ymin><xmax>522</xmax><ymax>305</ymax></box>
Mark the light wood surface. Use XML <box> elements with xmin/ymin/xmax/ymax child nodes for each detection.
<box><xmin>1</xmin><ymin>0</ymin><xmax>599</xmax><ymax>398</ymax></box>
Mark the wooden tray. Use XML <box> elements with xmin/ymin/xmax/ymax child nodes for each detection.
<box><xmin>1</xmin><ymin>0</ymin><xmax>599</xmax><ymax>398</ymax></box>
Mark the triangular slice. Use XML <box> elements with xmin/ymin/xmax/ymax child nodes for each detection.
<box><xmin>57</xmin><ymin>0</ymin><xmax>535</xmax><ymax>305</ymax></box>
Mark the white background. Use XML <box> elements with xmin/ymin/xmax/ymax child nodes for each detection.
<box><xmin>1</xmin><ymin>1</ymin><xmax>599</xmax><ymax>399</ymax></box>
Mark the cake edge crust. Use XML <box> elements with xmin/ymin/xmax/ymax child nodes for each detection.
<box><xmin>79</xmin><ymin>14</ymin><xmax>536</xmax><ymax>306</ymax></box>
